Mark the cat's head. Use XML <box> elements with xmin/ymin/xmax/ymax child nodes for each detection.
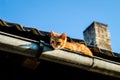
<box><xmin>50</xmin><ymin>31</ymin><xmax>67</xmax><ymax>49</ymax></box>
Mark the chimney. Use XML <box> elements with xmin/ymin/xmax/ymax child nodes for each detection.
<box><xmin>83</xmin><ymin>21</ymin><xmax>112</xmax><ymax>51</ymax></box>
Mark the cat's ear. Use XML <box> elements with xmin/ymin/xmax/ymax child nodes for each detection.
<box><xmin>61</xmin><ymin>33</ymin><xmax>67</xmax><ymax>40</ymax></box>
<box><xmin>50</xmin><ymin>30</ymin><xmax>55</xmax><ymax>37</ymax></box>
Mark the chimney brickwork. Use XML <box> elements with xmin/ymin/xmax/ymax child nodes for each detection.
<box><xmin>83</xmin><ymin>21</ymin><xmax>112</xmax><ymax>51</ymax></box>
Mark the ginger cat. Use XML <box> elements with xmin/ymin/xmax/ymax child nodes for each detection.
<box><xmin>50</xmin><ymin>31</ymin><xmax>93</xmax><ymax>57</ymax></box>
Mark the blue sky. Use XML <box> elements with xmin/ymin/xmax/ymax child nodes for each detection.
<box><xmin>0</xmin><ymin>0</ymin><xmax>120</xmax><ymax>53</ymax></box>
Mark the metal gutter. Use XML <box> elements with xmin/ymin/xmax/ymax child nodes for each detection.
<box><xmin>0</xmin><ymin>31</ymin><xmax>43</xmax><ymax>58</ymax></box>
<box><xmin>40</xmin><ymin>45</ymin><xmax>120</xmax><ymax>78</ymax></box>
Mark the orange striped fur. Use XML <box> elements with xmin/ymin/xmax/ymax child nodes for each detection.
<box><xmin>50</xmin><ymin>31</ymin><xmax>93</xmax><ymax>57</ymax></box>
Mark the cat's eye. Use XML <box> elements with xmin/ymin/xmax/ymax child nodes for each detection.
<box><xmin>57</xmin><ymin>42</ymin><xmax>61</xmax><ymax>45</ymax></box>
<box><xmin>51</xmin><ymin>41</ymin><xmax>54</xmax><ymax>43</ymax></box>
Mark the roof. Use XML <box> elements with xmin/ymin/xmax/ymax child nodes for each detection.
<box><xmin>0</xmin><ymin>19</ymin><xmax>120</xmax><ymax>78</ymax></box>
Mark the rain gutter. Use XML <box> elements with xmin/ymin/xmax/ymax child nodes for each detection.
<box><xmin>0</xmin><ymin>31</ymin><xmax>42</xmax><ymax>58</ymax></box>
<box><xmin>40</xmin><ymin>45</ymin><xmax>120</xmax><ymax>78</ymax></box>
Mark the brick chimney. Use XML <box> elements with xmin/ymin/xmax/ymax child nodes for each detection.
<box><xmin>83</xmin><ymin>21</ymin><xmax>112</xmax><ymax>51</ymax></box>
